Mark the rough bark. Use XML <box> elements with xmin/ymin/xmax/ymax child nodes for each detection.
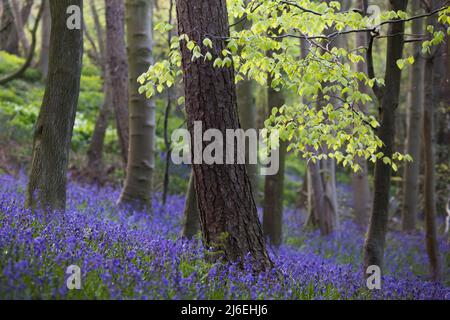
<box><xmin>422</xmin><ymin>3</ymin><xmax>443</xmax><ymax>282</ymax></box>
<box><xmin>26</xmin><ymin>0</ymin><xmax>83</xmax><ymax>211</ymax></box>
<box><xmin>263</xmin><ymin>80</ymin><xmax>286</xmax><ymax>247</ymax></box>
<box><xmin>364</xmin><ymin>0</ymin><xmax>408</xmax><ymax>273</ymax></box>
<box><xmin>38</xmin><ymin>0</ymin><xmax>50</xmax><ymax>79</ymax></box>
<box><xmin>119</xmin><ymin>0</ymin><xmax>155</xmax><ymax>208</ymax></box>
<box><xmin>351</xmin><ymin>0</ymin><xmax>371</xmax><ymax>227</ymax></box>
<box><xmin>181</xmin><ymin>170</ymin><xmax>200</xmax><ymax>239</ymax></box>
<box><xmin>176</xmin><ymin>0</ymin><xmax>273</xmax><ymax>271</ymax></box>
<box><xmin>105</xmin><ymin>0</ymin><xmax>129</xmax><ymax>166</ymax></box>
<box><xmin>401</xmin><ymin>0</ymin><xmax>423</xmax><ymax>232</ymax></box>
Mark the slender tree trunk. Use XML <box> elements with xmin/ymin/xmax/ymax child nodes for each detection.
<box><xmin>401</xmin><ymin>0</ymin><xmax>424</xmax><ymax>232</ymax></box>
<box><xmin>38</xmin><ymin>0</ymin><xmax>50</xmax><ymax>79</ymax></box>
<box><xmin>181</xmin><ymin>170</ymin><xmax>199</xmax><ymax>239</ymax></box>
<box><xmin>10</xmin><ymin>0</ymin><xmax>31</xmax><ymax>55</ymax></box>
<box><xmin>86</xmin><ymin>75</ymin><xmax>112</xmax><ymax>177</ymax></box>
<box><xmin>26</xmin><ymin>0</ymin><xmax>83</xmax><ymax>211</ymax></box>
<box><xmin>351</xmin><ymin>0</ymin><xmax>371</xmax><ymax>227</ymax></box>
<box><xmin>422</xmin><ymin>3</ymin><xmax>443</xmax><ymax>282</ymax></box>
<box><xmin>119</xmin><ymin>0</ymin><xmax>155</xmax><ymax>208</ymax></box>
<box><xmin>301</xmin><ymin>37</ymin><xmax>339</xmax><ymax>236</ymax></box>
<box><xmin>105</xmin><ymin>0</ymin><xmax>129</xmax><ymax>166</ymax></box>
<box><xmin>364</xmin><ymin>0</ymin><xmax>408</xmax><ymax>273</ymax></box>
<box><xmin>0</xmin><ymin>0</ymin><xmax>19</xmax><ymax>55</ymax></box>
<box><xmin>235</xmin><ymin>1</ymin><xmax>258</xmax><ymax>202</ymax></box>
<box><xmin>85</xmin><ymin>0</ymin><xmax>109</xmax><ymax>178</ymax></box>
<box><xmin>176</xmin><ymin>0</ymin><xmax>273</xmax><ymax>271</ymax></box>
<box><xmin>263</xmin><ymin>79</ymin><xmax>286</xmax><ymax>247</ymax></box>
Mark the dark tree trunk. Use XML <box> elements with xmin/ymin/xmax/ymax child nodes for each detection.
<box><xmin>263</xmin><ymin>80</ymin><xmax>286</xmax><ymax>247</ymax></box>
<box><xmin>181</xmin><ymin>170</ymin><xmax>200</xmax><ymax>239</ymax></box>
<box><xmin>422</xmin><ymin>3</ymin><xmax>443</xmax><ymax>282</ymax></box>
<box><xmin>176</xmin><ymin>0</ymin><xmax>273</xmax><ymax>271</ymax></box>
<box><xmin>364</xmin><ymin>0</ymin><xmax>408</xmax><ymax>273</ymax></box>
<box><xmin>119</xmin><ymin>0</ymin><xmax>156</xmax><ymax>208</ymax></box>
<box><xmin>26</xmin><ymin>0</ymin><xmax>83</xmax><ymax>211</ymax></box>
<box><xmin>401</xmin><ymin>0</ymin><xmax>423</xmax><ymax>232</ymax></box>
<box><xmin>0</xmin><ymin>0</ymin><xmax>19</xmax><ymax>55</ymax></box>
<box><xmin>105</xmin><ymin>0</ymin><xmax>129</xmax><ymax>166</ymax></box>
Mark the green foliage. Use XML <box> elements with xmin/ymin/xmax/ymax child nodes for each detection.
<box><xmin>138</xmin><ymin>1</ymin><xmax>450</xmax><ymax>172</ymax></box>
<box><xmin>0</xmin><ymin>51</ymin><xmax>41</xmax><ymax>82</ymax></box>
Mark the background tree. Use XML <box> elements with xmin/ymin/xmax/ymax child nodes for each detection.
<box><xmin>364</xmin><ymin>0</ymin><xmax>409</xmax><ymax>273</ymax></box>
<box><xmin>422</xmin><ymin>0</ymin><xmax>443</xmax><ymax>281</ymax></box>
<box><xmin>235</xmin><ymin>0</ymin><xmax>258</xmax><ymax>201</ymax></box>
<box><xmin>38</xmin><ymin>0</ymin><xmax>51</xmax><ymax>79</ymax></box>
<box><xmin>0</xmin><ymin>0</ymin><xmax>19</xmax><ymax>55</ymax></box>
<box><xmin>119</xmin><ymin>0</ymin><xmax>156</xmax><ymax>208</ymax></box>
<box><xmin>351</xmin><ymin>0</ymin><xmax>371</xmax><ymax>227</ymax></box>
<box><xmin>263</xmin><ymin>76</ymin><xmax>286</xmax><ymax>246</ymax></box>
<box><xmin>26</xmin><ymin>0</ymin><xmax>83</xmax><ymax>210</ymax></box>
<box><xmin>105</xmin><ymin>0</ymin><xmax>129</xmax><ymax>166</ymax></box>
<box><xmin>181</xmin><ymin>170</ymin><xmax>199</xmax><ymax>239</ymax></box>
<box><xmin>401</xmin><ymin>0</ymin><xmax>424</xmax><ymax>232</ymax></box>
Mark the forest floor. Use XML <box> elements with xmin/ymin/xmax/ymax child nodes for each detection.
<box><xmin>0</xmin><ymin>173</ymin><xmax>448</xmax><ymax>300</ymax></box>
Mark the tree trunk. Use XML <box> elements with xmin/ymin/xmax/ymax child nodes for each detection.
<box><xmin>176</xmin><ymin>0</ymin><xmax>273</xmax><ymax>271</ymax></box>
<box><xmin>301</xmin><ymin>34</ymin><xmax>339</xmax><ymax>236</ymax></box>
<box><xmin>119</xmin><ymin>0</ymin><xmax>156</xmax><ymax>208</ymax></box>
<box><xmin>422</xmin><ymin>3</ymin><xmax>443</xmax><ymax>282</ymax></box>
<box><xmin>401</xmin><ymin>0</ymin><xmax>423</xmax><ymax>232</ymax></box>
<box><xmin>364</xmin><ymin>0</ymin><xmax>408</xmax><ymax>273</ymax></box>
<box><xmin>181</xmin><ymin>170</ymin><xmax>199</xmax><ymax>239</ymax></box>
<box><xmin>235</xmin><ymin>1</ymin><xmax>258</xmax><ymax>202</ymax></box>
<box><xmin>263</xmin><ymin>81</ymin><xmax>286</xmax><ymax>247</ymax></box>
<box><xmin>351</xmin><ymin>0</ymin><xmax>371</xmax><ymax>227</ymax></box>
<box><xmin>10</xmin><ymin>0</ymin><xmax>31</xmax><ymax>55</ymax></box>
<box><xmin>26</xmin><ymin>0</ymin><xmax>83</xmax><ymax>211</ymax></box>
<box><xmin>105</xmin><ymin>0</ymin><xmax>129</xmax><ymax>166</ymax></box>
<box><xmin>0</xmin><ymin>0</ymin><xmax>19</xmax><ymax>55</ymax></box>
<box><xmin>86</xmin><ymin>75</ymin><xmax>112</xmax><ymax>177</ymax></box>
<box><xmin>38</xmin><ymin>0</ymin><xmax>51</xmax><ymax>79</ymax></box>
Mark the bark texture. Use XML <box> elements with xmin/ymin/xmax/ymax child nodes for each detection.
<box><xmin>364</xmin><ymin>0</ymin><xmax>408</xmax><ymax>273</ymax></box>
<box><xmin>176</xmin><ymin>0</ymin><xmax>273</xmax><ymax>271</ymax></box>
<box><xmin>119</xmin><ymin>0</ymin><xmax>156</xmax><ymax>208</ymax></box>
<box><xmin>26</xmin><ymin>0</ymin><xmax>83</xmax><ymax>211</ymax></box>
